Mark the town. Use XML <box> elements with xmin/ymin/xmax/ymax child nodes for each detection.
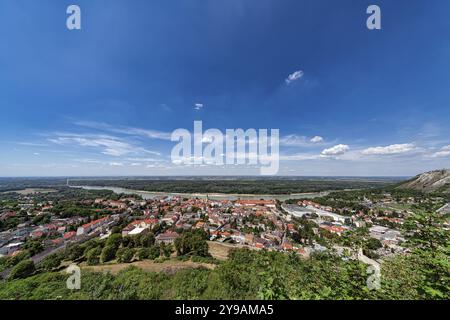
<box><xmin>2</xmin><ymin>182</ymin><xmax>448</xmax><ymax>278</ymax></box>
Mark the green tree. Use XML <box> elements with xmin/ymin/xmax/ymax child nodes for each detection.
<box><xmin>9</xmin><ymin>259</ymin><xmax>36</xmax><ymax>280</ymax></box>
<box><xmin>365</xmin><ymin>237</ymin><xmax>382</xmax><ymax>250</ymax></box>
<box><xmin>22</xmin><ymin>239</ymin><xmax>44</xmax><ymax>256</ymax></box>
<box><xmin>105</xmin><ymin>233</ymin><xmax>122</xmax><ymax>250</ymax></box>
<box><xmin>65</xmin><ymin>244</ymin><xmax>84</xmax><ymax>261</ymax></box>
<box><xmin>101</xmin><ymin>245</ymin><xmax>118</xmax><ymax>263</ymax></box>
<box><xmin>137</xmin><ymin>248</ymin><xmax>150</xmax><ymax>260</ymax></box>
<box><xmin>86</xmin><ymin>247</ymin><xmax>102</xmax><ymax>265</ymax></box>
<box><xmin>160</xmin><ymin>243</ymin><xmax>173</xmax><ymax>258</ymax></box>
<box><xmin>149</xmin><ymin>245</ymin><xmax>161</xmax><ymax>260</ymax></box>
<box><xmin>404</xmin><ymin>211</ymin><xmax>449</xmax><ymax>253</ymax></box>
<box><xmin>39</xmin><ymin>253</ymin><xmax>63</xmax><ymax>271</ymax></box>
<box><xmin>117</xmin><ymin>248</ymin><xmax>135</xmax><ymax>263</ymax></box>
<box><xmin>174</xmin><ymin>230</ymin><xmax>209</xmax><ymax>257</ymax></box>
<box><xmin>140</xmin><ymin>233</ymin><xmax>155</xmax><ymax>247</ymax></box>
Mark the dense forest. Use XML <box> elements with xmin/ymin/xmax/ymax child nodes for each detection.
<box><xmin>0</xmin><ymin>178</ymin><xmax>68</xmax><ymax>193</ymax></box>
<box><xmin>68</xmin><ymin>178</ymin><xmax>400</xmax><ymax>194</ymax></box>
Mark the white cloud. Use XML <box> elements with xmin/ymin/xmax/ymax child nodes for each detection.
<box><xmin>124</xmin><ymin>157</ymin><xmax>163</xmax><ymax>162</ymax></box>
<box><xmin>280</xmin><ymin>153</ymin><xmax>320</xmax><ymax>161</ymax></box>
<box><xmin>109</xmin><ymin>162</ymin><xmax>124</xmax><ymax>166</ymax></box>
<box><xmin>74</xmin><ymin>159</ymin><xmax>102</xmax><ymax>164</ymax></box>
<box><xmin>19</xmin><ymin>142</ymin><xmax>48</xmax><ymax>147</ymax></box>
<box><xmin>362</xmin><ymin>143</ymin><xmax>415</xmax><ymax>155</ymax></box>
<box><xmin>320</xmin><ymin>144</ymin><xmax>350</xmax><ymax>158</ymax></box>
<box><xmin>194</xmin><ymin>103</ymin><xmax>204</xmax><ymax>110</ymax></box>
<box><xmin>48</xmin><ymin>133</ymin><xmax>156</xmax><ymax>157</ymax></box>
<box><xmin>279</xmin><ymin>134</ymin><xmax>310</xmax><ymax>147</ymax></box>
<box><xmin>310</xmin><ymin>136</ymin><xmax>324</xmax><ymax>143</ymax></box>
<box><xmin>74</xmin><ymin>121</ymin><xmax>172</xmax><ymax>141</ymax></box>
<box><xmin>432</xmin><ymin>145</ymin><xmax>450</xmax><ymax>158</ymax></box>
<box><xmin>433</xmin><ymin>151</ymin><xmax>450</xmax><ymax>157</ymax></box>
<box><xmin>285</xmin><ymin>70</ymin><xmax>304</xmax><ymax>84</ymax></box>
<box><xmin>280</xmin><ymin>134</ymin><xmax>326</xmax><ymax>147</ymax></box>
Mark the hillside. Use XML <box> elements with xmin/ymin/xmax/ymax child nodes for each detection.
<box><xmin>398</xmin><ymin>169</ymin><xmax>450</xmax><ymax>193</ymax></box>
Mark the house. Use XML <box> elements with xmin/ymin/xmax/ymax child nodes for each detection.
<box><xmin>0</xmin><ymin>242</ymin><xmax>23</xmax><ymax>256</ymax></box>
<box><xmin>244</xmin><ymin>233</ymin><xmax>254</xmax><ymax>244</ymax></box>
<box><xmin>195</xmin><ymin>221</ymin><xmax>206</xmax><ymax>229</ymax></box>
<box><xmin>121</xmin><ymin>219</ymin><xmax>157</xmax><ymax>236</ymax></box>
<box><xmin>51</xmin><ymin>238</ymin><xmax>64</xmax><ymax>246</ymax></box>
<box><xmin>231</xmin><ymin>233</ymin><xmax>246</xmax><ymax>243</ymax></box>
<box><xmin>155</xmin><ymin>231</ymin><xmax>179</xmax><ymax>244</ymax></box>
<box><xmin>76</xmin><ymin>217</ymin><xmax>109</xmax><ymax>235</ymax></box>
<box><xmin>63</xmin><ymin>231</ymin><xmax>77</xmax><ymax>240</ymax></box>
<box><xmin>369</xmin><ymin>225</ymin><xmax>389</xmax><ymax>239</ymax></box>
<box><xmin>30</xmin><ymin>230</ymin><xmax>45</xmax><ymax>239</ymax></box>
<box><xmin>161</xmin><ymin>213</ymin><xmax>179</xmax><ymax>225</ymax></box>
<box><xmin>320</xmin><ymin>225</ymin><xmax>346</xmax><ymax>236</ymax></box>
<box><xmin>127</xmin><ymin>227</ymin><xmax>149</xmax><ymax>236</ymax></box>
<box><xmin>353</xmin><ymin>219</ymin><xmax>366</xmax><ymax>228</ymax></box>
<box><xmin>235</xmin><ymin>200</ymin><xmax>276</xmax><ymax>208</ymax></box>
<box><xmin>108</xmin><ymin>201</ymin><xmax>127</xmax><ymax>209</ymax></box>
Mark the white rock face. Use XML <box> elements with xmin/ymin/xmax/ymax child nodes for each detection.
<box><xmin>400</xmin><ymin>169</ymin><xmax>450</xmax><ymax>193</ymax></box>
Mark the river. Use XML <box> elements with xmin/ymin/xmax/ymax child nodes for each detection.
<box><xmin>71</xmin><ymin>185</ymin><xmax>331</xmax><ymax>201</ymax></box>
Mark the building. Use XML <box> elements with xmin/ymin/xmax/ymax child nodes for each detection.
<box><xmin>63</xmin><ymin>231</ymin><xmax>77</xmax><ymax>240</ymax></box>
<box><xmin>76</xmin><ymin>217</ymin><xmax>109</xmax><ymax>235</ymax></box>
<box><xmin>155</xmin><ymin>231</ymin><xmax>179</xmax><ymax>244</ymax></box>
<box><xmin>121</xmin><ymin>219</ymin><xmax>157</xmax><ymax>236</ymax></box>
<box><xmin>0</xmin><ymin>242</ymin><xmax>23</xmax><ymax>256</ymax></box>
<box><xmin>236</xmin><ymin>200</ymin><xmax>276</xmax><ymax>208</ymax></box>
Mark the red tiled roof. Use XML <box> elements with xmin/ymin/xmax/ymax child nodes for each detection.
<box><xmin>64</xmin><ymin>231</ymin><xmax>77</xmax><ymax>239</ymax></box>
<box><xmin>82</xmin><ymin>217</ymin><xmax>108</xmax><ymax>229</ymax></box>
<box><xmin>236</xmin><ymin>200</ymin><xmax>275</xmax><ymax>206</ymax></box>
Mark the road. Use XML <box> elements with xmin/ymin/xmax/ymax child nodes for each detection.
<box><xmin>0</xmin><ymin>233</ymin><xmax>96</xmax><ymax>280</ymax></box>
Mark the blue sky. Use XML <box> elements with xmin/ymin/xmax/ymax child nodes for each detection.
<box><xmin>0</xmin><ymin>0</ymin><xmax>449</xmax><ymax>176</ymax></box>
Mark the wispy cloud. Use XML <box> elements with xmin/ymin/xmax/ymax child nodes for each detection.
<box><xmin>109</xmin><ymin>162</ymin><xmax>124</xmax><ymax>167</ymax></box>
<box><xmin>280</xmin><ymin>153</ymin><xmax>321</xmax><ymax>161</ymax></box>
<box><xmin>48</xmin><ymin>133</ymin><xmax>158</xmax><ymax>157</ymax></box>
<box><xmin>18</xmin><ymin>142</ymin><xmax>49</xmax><ymax>147</ymax></box>
<box><xmin>194</xmin><ymin>103</ymin><xmax>204</xmax><ymax>110</ymax></box>
<box><xmin>160</xmin><ymin>103</ymin><xmax>172</xmax><ymax>112</ymax></box>
<box><xmin>285</xmin><ymin>70</ymin><xmax>304</xmax><ymax>85</ymax></box>
<box><xmin>124</xmin><ymin>157</ymin><xmax>164</xmax><ymax>162</ymax></box>
<box><xmin>74</xmin><ymin>121</ymin><xmax>172</xmax><ymax>141</ymax></box>
<box><xmin>431</xmin><ymin>145</ymin><xmax>450</xmax><ymax>158</ymax></box>
<box><xmin>280</xmin><ymin>134</ymin><xmax>325</xmax><ymax>147</ymax></box>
